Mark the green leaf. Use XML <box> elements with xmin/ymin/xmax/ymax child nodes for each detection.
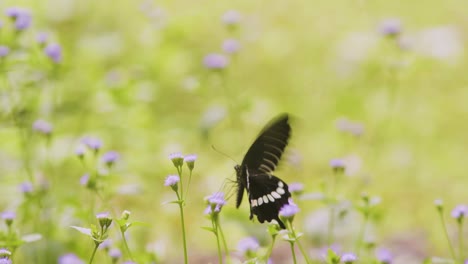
<box><xmin>201</xmin><ymin>226</ymin><xmax>215</xmax><ymax>233</ymax></box>
<box><xmin>70</xmin><ymin>226</ymin><xmax>93</xmax><ymax>237</ymax></box>
<box><xmin>22</xmin><ymin>233</ymin><xmax>42</xmax><ymax>243</ymax></box>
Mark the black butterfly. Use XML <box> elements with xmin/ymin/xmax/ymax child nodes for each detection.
<box><xmin>234</xmin><ymin>114</ymin><xmax>292</xmax><ymax>229</ymax></box>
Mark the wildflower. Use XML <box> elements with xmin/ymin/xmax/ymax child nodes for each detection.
<box><xmin>451</xmin><ymin>204</ymin><xmax>467</xmax><ymax>221</ymax></box>
<box><xmin>203</xmin><ymin>53</ymin><xmax>229</xmax><ymax>70</ymax></box>
<box><xmin>222</xmin><ymin>39</ymin><xmax>240</xmax><ymax>54</ymax></box>
<box><xmin>376</xmin><ymin>248</ymin><xmax>393</xmax><ymax>264</ymax></box>
<box><xmin>36</xmin><ymin>32</ymin><xmax>48</xmax><ymax>45</ymax></box>
<box><xmin>184</xmin><ymin>154</ymin><xmax>197</xmax><ymax>171</ymax></box>
<box><xmin>109</xmin><ymin>248</ymin><xmax>122</xmax><ymax>261</ymax></box>
<box><xmin>99</xmin><ymin>239</ymin><xmax>112</xmax><ymax>250</ymax></box>
<box><xmin>82</xmin><ymin>137</ymin><xmax>102</xmax><ymax>152</ymax></box>
<box><xmin>96</xmin><ymin>212</ymin><xmax>112</xmax><ymax>229</ymax></box>
<box><xmin>169</xmin><ymin>152</ymin><xmax>184</xmax><ymax>168</ymax></box>
<box><xmin>79</xmin><ymin>173</ymin><xmax>90</xmax><ymax>186</ymax></box>
<box><xmin>164</xmin><ymin>175</ymin><xmax>180</xmax><ymax>192</ymax></box>
<box><xmin>0</xmin><ymin>46</ymin><xmax>10</xmax><ymax>58</ymax></box>
<box><xmin>434</xmin><ymin>199</ymin><xmax>443</xmax><ymax>212</ymax></box>
<box><xmin>5</xmin><ymin>7</ymin><xmax>32</xmax><ymax>31</ymax></box>
<box><xmin>279</xmin><ymin>199</ymin><xmax>299</xmax><ymax>222</ymax></box>
<box><xmin>44</xmin><ymin>43</ymin><xmax>62</xmax><ymax>63</ymax></box>
<box><xmin>32</xmin><ymin>119</ymin><xmax>53</xmax><ymax>135</ymax></box>
<box><xmin>19</xmin><ymin>181</ymin><xmax>33</xmax><ymax>194</ymax></box>
<box><xmin>237</xmin><ymin>237</ymin><xmax>259</xmax><ymax>256</ymax></box>
<box><xmin>102</xmin><ymin>151</ymin><xmax>120</xmax><ymax>167</ymax></box>
<box><xmin>75</xmin><ymin>145</ymin><xmax>86</xmax><ymax>159</ymax></box>
<box><xmin>1</xmin><ymin>211</ymin><xmax>15</xmax><ymax>226</ymax></box>
<box><xmin>222</xmin><ymin>10</ymin><xmax>241</xmax><ymax>26</ymax></box>
<box><xmin>205</xmin><ymin>192</ymin><xmax>226</xmax><ymax>215</ymax></box>
<box><xmin>378</xmin><ymin>18</ymin><xmax>402</xmax><ymax>37</ymax></box>
<box><xmin>341</xmin><ymin>253</ymin><xmax>357</xmax><ymax>263</ymax></box>
<box><xmin>58</xmin><ymin>253</ymin><xmax>84</xmax><ymax>264</ymax></box>
<box><xmin>289</xmin><ymin>182</ymin><xmax>304</xmax><ymax>195</ymax></box>
<box><xmin>329</xmin><ymin>158</ymin><xmax>345</xmax><ymax>172</ymax></box>
<box><xmin>121</xmin><ymin>210</ymin><xmax>131</xmax><ymax>220</ymax></box>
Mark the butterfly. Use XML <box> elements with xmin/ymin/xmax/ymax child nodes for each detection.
<box><xmin>234</xmin><ymin>114</ymin><xmax>292</xmax><ymax>229</ymax></box>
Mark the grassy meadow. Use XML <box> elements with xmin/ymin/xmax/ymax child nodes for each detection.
<box><xmin>0</xmin><ymin>0</ymin><xmax>467</xmax><ymax>263</ymax></box>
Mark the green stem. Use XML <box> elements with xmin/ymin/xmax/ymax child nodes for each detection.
<box><xmin>185</xmin><ymin>170</ymin><xmax>192</xmax><ymax>200</ymax></box>
<box><xmin>177</xmin><ymin>166</ymin><xmax>184</xmax><ymax>200</ymax></box>
<box><xmin>288</xmin><ymin>221</ymin><xmax>310</xmax><ymax>264</ymax></box>
<box><xmin>176</xmin><ymin>191</ymin><xmax>188</xmax><ymax>264</ymax></box>
<box><xmin>459</xmin><ymin>220</ymin><xmax>464</xmax><ymax>262</ymax></box>
<box><xmin>217</xmin><ymin>218</ymin><xmax>229</xmax><ymax>258</ymax></box>
<box><xmin>327</xmin><ymin>171</ymin><xmax>339</xmax><ymax>246</ymax></box>
<box><xmin>355</xmin><ymin>213</ymin><xmax>369</xmax><ymax>257</ymax></box>
<box><xmin>120</xmin><ymin>229</ymin><xmax>134</xmax><ymax>261</ymax></box>
<box><xmin>213</xmin><ymin>217</ymin><xmax>223</xmax><ymax>264</ymax></box>
<box><xmin>265</xmin><ymin>235</ymin><xmax>277</xmax><ymax>261</ymax></box>
<box><xmin>289</xmin><ymin>242</ymin><xmax>297</xmax><ymax>264</ymax></box>
<box><xmin>439</xmin><ymin>212</ymin><xmax>456</xmax><ymax>260</ymax></box>
<box><xmin>88</xmin><ymin>243</ymin><xmax>99</xmax><ymax>264</ymax></box>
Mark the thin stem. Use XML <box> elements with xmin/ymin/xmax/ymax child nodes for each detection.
<box><xmin>355</xmin><ymin>213</ymin><xmax>369</xmax><ymax>257</ymax></box>
<box><xmin>217</xmin><ymin>218</ymin><xmax>229</xmax><ymax>258</ymax></box>
<box><xmin>289</xmin><ymin>242</ymin><xmax>297</xmax><ymax>264</ymax></box>
<box><xmin>88</xmin><ymin>243</ymin><xmax>99</xmax><ymax>264</ymax></box>
<box><xmin>213</xmin><ymin>217</ymin><xmax>222</xmax><ymax>264</ymax></box>
<box><xmin>439</xmin><ymin>212</ymin><xmax>456</xmax><ymax>260</ymax></box>
<box><xmin>185</xmin><ymin>170</ymin><xmax>193</xmax><ymax>200</ymax></box>
<box><xmin>176</xmin><ymin>191</ymin><xmax>188</xmax><ymax>264</ymax></box>
<box><xmin>265</xmin><ymin>235</ymin><xmax>276</xmax><ymax>261</ymax></box>
<box><xmin>459</xmin><ymin>220</ymin><xmax>464</xmax><ymax>262</ymax></box>
<box><xmin>327</xmin><ymin>171</ymin><xmax>339</xmax><ymax>246</ymax></box>
<box><xmin>288</xmin><ymin>221</ymin><xmax>311</xmax><ymax>264</ymax></box>
<box><xmin>177</xmin><ymin>166</ymin><xmax>184</xmax><ymax>200</ymax></box>
<box><xmin>120</xmin><ymin>230</ymin><xmax>134</xmax><ymax>261</ymax></box>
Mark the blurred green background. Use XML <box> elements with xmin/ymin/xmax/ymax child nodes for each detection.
<box><xmin>0</xmin><ymin>0</ymin><xmax>467</xmax><ymax>263</ymax></box>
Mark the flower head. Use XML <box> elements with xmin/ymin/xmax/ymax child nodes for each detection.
<box><xmin>169</xmin><ymin>152</ymin><xmax>184</xmax><ymax>168</ymax></box>
<box><xmin>80</xmin><ymin>173</ymin><xmax>90</xmax><ymax>186</ymax></box>
<box><xmin>279</xmin><ymin>199</ymin><xmax>299</xmax><ymax>221</ymax></box>
<box><xmin>109</xmin><ymin>248</ymin><xmax>122</xmax><ymax>260</ymax></box>
<box><xmin>376</xmin><ymin>248</ymin><xmax>393</xmax><ymax>264</ymax></box>
<box><xmin>19</xmin><ymin>181</ymin><xmax>33</xmax><ymax>194</ymax></box>
<box><xmin>184</xmin><ymin>154</ymin><xmax>197</xmax><ymax>171</ymax></box>
<box><xmin>378</xmin><ymin>18</ymin><xmax>402</xmax><ymax>37</ymax></box>
<box><xmin>36</xmin><ymin>32</ymin><xmax>48</xmax><ymax>45</ymax></box>
<box><xmin>44</xmin><ymin>43</ymin><xmax>62</xmax><ymax>63</ymax></box>
<box><xmin>1</xmin><ymin>211</ymin><xmax>16</xmax><ymax>226</ymax></box>
<box><xmin>96</xmin><ymin>212</ymin><xmax>112</xmax><ymax>229</ymax></box>
<box><xmin>237</xmin><ymin>237</ymin><xmax>259</xmax><ymax>256</ymax></box>
<box><xmin>121</xmin><ymin>210</ymin><xmax>131</xmax><ymax>220</ymax></box>
<box><xmin>289</xmin><ymin>182</ymin><xmax>304</xmax><ymax>195</ymax></box>
<box><xmin>0</xmin><ymin>46</ymin><xmax>10</xmax><ymax>58</ymax></box>
<box><xmin>82</xmin><ymin>137</ymin><xmax>102</xmax><ymax>152</ymax></box>
<box><xmin>434</xmin><ymin>199</ymin><xmax>443</xmax><ymax>212</ymax></box>
<box><xmin>32</xmin><ymin>119</ymin><xmax>53</xmax><ymax>135</ymax></box>
<box><xmin>451</xmin><ymin>204</ymin><xmax>467</xmax><ymax>221</ymax></box>
<box><xmin>329</xmin><ymin>158</ymin><xmax>345</xmax><ymax>171</ymax></box>
<box><xmin>203</xmin><ymin>53</ymin><xmax>229</xmax><ymax>70</ymax></box>
<box><xmin>341</xmin><ymin>253</ymin><xmax>357</xmax><ymax>263</ymax></box>
<box><xmin>222</xmin><ymin>39</ymin><xmax>241</xmax><ymax>54</ymax></box>
<box><xmin>222</xmin><ymin>10</ymin><xmax>241</xmax><ymax>26</ymax></box>
<box><xmin>102</xmin><ymin>151</ymin><xmax>120</xmax><ymax>167</ymax></box>
<box><xmin>75</xmin><ymin>145</ymin><xmax>86</xmax><ymax>158</ymax></box>
<box><xmin>58</xmin><ymin>253</ymin><xmax>84</xmax><ymax>264</ymax></box>
<box><xmin>6</xmin><ymin>7</ymin><xmax>32</xmax><ymax>30</ymax></box>
<box><xmin>205</xmin><ymin>192</ymin><xmax>226</xmax><ymax>215</ymax></box>
<box><xmin>164</xmin><ymin>175</ymin><xmax>180</xmax><ymax>192</ymax></box>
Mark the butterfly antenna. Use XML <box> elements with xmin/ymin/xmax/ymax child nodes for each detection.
<box><xmin>211</xmin><ymin>145</ymin><xmax>238</xmax><ymax>164</ymax></box>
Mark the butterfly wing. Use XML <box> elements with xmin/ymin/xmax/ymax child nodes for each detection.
<box><xmin>247</xmin><ymin>173</ymin><xmax>291</xmax><ymax>229</ymax></box>
<box><xmin>241</xmin><ymin>114</ymin><xmax>291</xmax><ymax>174</ymax></box>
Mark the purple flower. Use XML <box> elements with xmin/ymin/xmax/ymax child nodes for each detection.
<box><xmin>378</xmin><ymin>18</ymin><xmax>402</xmax><ymax>37</ymax></box>
<box><xmin>6</xmin><ymin>7</ymin><xmax>32</xmax><ymax>30</ymax></box>
<box><xmin>79</xmin><ymin>174</ymin><xmax>90</xmax><ymax>186</ymax></box>
<box><xmin>0</xmin><ymin>258</ymin><xmax>12</xmax><ymax>264</ymax></box>
<box><xmin>36</xmin><ymin>32</ymin><xmax>48</xmax><ymax>45</ymax></box>
<box><xmin>82</xmin><ymin>136</ymin><xmax>102</xmax><ymax>151</ymax></box>
<box><xmin>99</xmin><ymin>239</ymin><xmax>112</xmax><ymax>250</ymax></box>
<box><xmin>279</xmin><ymin>199</ymin><xmax>299</xmax><ymax>220</ymax></box>
<box><xmin>329</xmin><ymin>158</ymin><xmax>345</xmax><ymax>170</ymax></box>
<box><xmin>75</xmin><ymin>145</ymin><xmax>86</xmax><ymax>158</ymax></box>
<box><xmin>0</xmin><ymin>46</ymin><xmax>10</xmax><ymax>58</ymax></box>
<box><xmin>289</xmin><ymin>182</ymin><xmax>304</xmax><ymax>194</ymax></box>
<box><xmin>184</xmin><ymin>154</ymin><xmax>197</xmax><ymax>170</ymax></box>
<box><xmin>434</xmin><ymin>199</ymin><xmax>443</xmax><ymax>211</ymax></box>
<box><xmin>203</xmin><ymin>53</ymin><xmax>229</xmax><ymax>69</ymax></box>
<box><xmin>237</xmin><ymin>237</ymin><xmax>259</xmax><ymax>255</ymax></box>
<box><xmin>205</xmin><ymin>192</ymin><xmax>226</xmax><ymax>214</ymax></box>
<box><xmin>222</xmin><ymin>39</ymin><xmax>240</xmax><ymax>54</ymax></box>
<box><xmin>44</xmin><ymin>43</ymin><xmax>62</xmax><ymax>63</ymax></box>
<box><xmin>222</xmin><ymin>10</ymin><xmax>241</xmax><ymax>26</ymax></box>
<box><xmin>1</xmin><ymin>211</ymin><xmax>15</xmax><ymax>221</ymax></box>
<box><xmin>109</xmin><ymin>248</ymin><xmax>122</xmax><ymax>260</ymax></box>
<box><xmin>376</xmin><ymin>248</ymin><xmax>393</xmax><ymax>264</ymax></box>
<box><xmin>164</xmin><ymin>175</ymin><xmax>180</xmax><ymax>187</ymax></box>
<box><xmin>102</xmin><ymin>151</ymin><xmax>120</xmax><ymax>166</ymax></box>
<box><xmin>32</xmin><ymin>119</ymin><xmax>53</xmax><ymax>135</ymax></box>
<box><xmin>341</xmin><ymin>253</ymin><xmax>357</xmax><ymax>263</ymax></box>
<box><xmin>96</xmin><ymin>212</ymin><xmax>112</xmax><ymax>229</ymax></box>
<box><xmin>19</xmin><ymin>181</ymin><xmax>33</xmax><ymax>194</ymax></box>
<box><xmin>58</xmin><ymin>253</ymin><xmax>84</xmax><ymax>264</ymax></box>
<box><xmin>451</xmin><ymin>205</ymin><xmax>467</xmax><ymax>220</ymax></box>
<box><xmin>169</xmin><ymin>152</ymin><xmax>184</xmax><ymax>167</ymax></box>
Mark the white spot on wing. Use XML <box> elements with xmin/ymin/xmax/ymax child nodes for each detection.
<box><xmin>267</xmin><ymin>194</ymin><xmax>274</xmax><ymax>202</ymax></box>
<box><xmin>277</xmin><ymin>187</ymin><xmax>285</xmax><ymax>195</ymax></box>
<box><xmin>263</xmin><ymin>195</ymin><xmax>269</xmax><ymax>204</ymax></box>
<box><xmin>271</xmin><ymin>191</ymin><xmax>281</xmax><ymax>199</ymax></box>
<box><xmin>258</xmin><ymin>198</ymin><xmax>263</xmax><ymax>205</ymax></box>
<box><xmin>278</xmin><ymin>181</ymin><xmax>284</xmax><ymax>188</ymax></box>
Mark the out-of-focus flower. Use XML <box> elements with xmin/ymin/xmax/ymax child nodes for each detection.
<box><xmin>378</xmin><ymin>18</ymin><xmax>402</xmax><ymax>37</ymax></box>
<box><xmin>102</xmin><ymin>151</ymin><xmax>120</xmax><ymax>167</ymax></box>
<box><xmin>5</xmin><ymin>7</ymin><xmax>32</xmax><ymax>31</ymax></box>
<box><xmin>80</xmin><ymin>174</ymin><xmax>90</xmax><ymax>186</ymax></box>
<box><xmin>279</xmin><ymin>199</ymin><xmax>299</xmax><ymax>221</ymax></box>
<box><xmin>329</xmin><ymin>158</ymin><xmax>345</xmax><ymax>171</ymax></box>
<box><xmin>205</xmin><ymin>192</ymin><xmax>226</xmax><ymax>215</ymax></box>
<box><xmin>237</xmin><ymin>237</ymin><xmax>259</xmax><ymax>256</ymax></box>
<box><xmin>376</xmin><ymin>248</ymin><xmax>393</xmax><ymax>264</ymax></box>
<box><xmin>96</xmin><ymin>212</ymin><xmax>112</xmax><ymax>229</ymax></box>
<box><xmin>0</xmin><ymin>46</ymin><xmax>10</xmax><ymax>58</ymax></box>
<box><xmin>222</xmin><ymin>10</ymin><xmax>241</xmax><ymax>26</ymax></box>
<box><xmin>33</xmin><ymin>119</ymin><xmax>53</xmax><ymax>135</ymax></box>
<box><xmin>36</xmin><ymin>32</ymin><xmax>48</xmax><ymax>45</ymax></box>
<box><xmin>82</xmin><ymin>137</ymin><xmax>102</xmax><ymax>152</ymax></box>
<box><xmin>58</xmin><ymin>253</ymin><xmax>84</xmax><ymax>264</ymax></box>
<box><xmin>184</xmin><ymin>154</ymin><xmax>197</xmax><ymax>171</ymax></box>
<box><xmin>75</xmin><ymin>145</ymin><xmax>86</xmax><ymax>158</ymax></box>
<box><xmin>44</xmin><ymin>43</ymin><xmax>62</xmax><ymax>63</ymax></box>
<box><xmin>222</xmin><ymin>39</ymin><xmax>240</xmax><ymax>54</ymax></box>
<box><xmin>1</xmin><ymin>211</ymin><xmax>15</xmax><ymax>226</ymax></box>
<box><xmin>434</xmin><ymin>199</ymin><xmax>443</xmax><ymax>212</ymax></box>
<box><xmin>109</xmin><ymin>248</ymin><xmax>122</xmax><ymax>260</ymax></box>
<box><xmin>341</xmin><ymin>253</ymin><xmax>357</xmax><ymax>263</ymax></box>
<box><xmin>451</xmin><ymin>205</ymin><xmax>467</xmax><ymax>220</ymax></box>
<box><xmin>289</xmin><ymin>182</ymin><xmax>304</xmax><ymax>195</ymax></box>
<box><xmin>203</xmin><ymin>53</ymin><xmax>229</xmax><ymax>70</ymax></box>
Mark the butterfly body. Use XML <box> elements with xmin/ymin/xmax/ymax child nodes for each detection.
<box><xmin>235</xmin><ymin>114</ymin><xmax>292</xmax><ymax>229</ymax></box>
